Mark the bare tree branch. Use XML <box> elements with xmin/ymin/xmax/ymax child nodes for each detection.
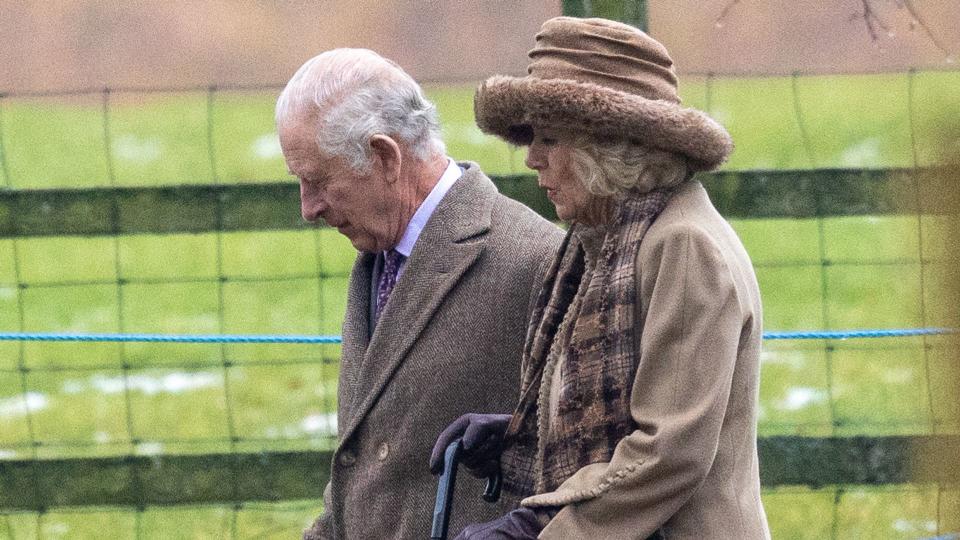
<box><xmin>856</xmin><ymin>0</ymin><xmax>954</xmax><ymax>61</ymax></box>
<box><xmin>714</xmin><ymin>0</ymin><xmax>741</xmax><ymax>28</ymax></box>
<box><xmin>858</xmin><ymin>0</ymin><xmax>891</xmax><ymax>42</ymax></box>
<box><xmin>714</xmin><ymin>0</ymin><xmax>954</xmax><ymax>63</ymax></box>
<box><xmin>901</xmin><ymin>0</ymin><xmax>954</xmax><ymax>60</ymax></box>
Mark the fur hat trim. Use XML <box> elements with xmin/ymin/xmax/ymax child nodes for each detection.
<box><xmin>475</xmin><ymin>75</ymin><xmax>733</xmax><ymax>172</ymax></box>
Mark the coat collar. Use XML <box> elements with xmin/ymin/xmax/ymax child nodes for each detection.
<box><xmin>338</xmin><ymin>250</ymin><xmax>375</xmax><ymax>425</ymax></box>
<box><xmin>338</xmin><ymin>162</ymin><xmax>497</xmax><ymax>444</ymax></box>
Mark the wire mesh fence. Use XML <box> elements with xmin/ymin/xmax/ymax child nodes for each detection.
<box><xmin>0</xmin><ymin>73</ymin><xmax>958</xmax><ymax>538</ymax></box>
<box><xmin>1</xmin><ymin>485</ymin><xmax>957</xmax><ymax>539</ymax></box>
<box><xmin>1</xmin><ymin>70</ymin><xmax>959</xmax><ymax>189</ymax></box>
<box><xmin>2</xmin><ymin>499</ymin><xmax>322</xmax><ymax>539</ymax></box>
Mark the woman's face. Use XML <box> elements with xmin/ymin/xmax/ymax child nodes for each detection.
<box><xmin>525</xmin><ymin>130</ymin><xmax>593</xmax><ymax>223</ymax></box>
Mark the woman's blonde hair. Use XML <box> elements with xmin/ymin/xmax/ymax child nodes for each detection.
<box><xmin>569</xmin><ymin>136</ymin><xmax>690</xmax><ymax>197</ymax></box>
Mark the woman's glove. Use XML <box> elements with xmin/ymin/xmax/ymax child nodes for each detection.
<box><xmin>453</xmin><ymin>507</ymin><xmax>545</xmax><ymax>540</ymax></box>
<box><xmin>430</xmin><ymin>413</ymin><xmax>512</xmax><ymax>477</ymax></box>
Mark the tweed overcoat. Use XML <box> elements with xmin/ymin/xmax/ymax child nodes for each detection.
<box><xmin>521</xmin><ymin>180</ymin><xmax>770</xmax><ymax>539</ymax></box>
<box><xmin>304</xmin><ymin>162</ymin><xmax>563</xmax><ymax>540</ymax></box>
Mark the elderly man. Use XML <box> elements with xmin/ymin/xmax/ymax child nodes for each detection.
<box><xmin>276</xmin><ymin>48</ymin><xmax>563</xmax><ymax>540</ymax></box>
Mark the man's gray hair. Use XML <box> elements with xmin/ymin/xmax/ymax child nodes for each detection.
<box><xmin>276</xmin><ymin>48</ymin><xmax>445</xmax><ymax>172</ymax></box>
<box><xmin>570</xmin><ymin>136</ymin><xmax>689</xmax><ymax>197</ymax></box>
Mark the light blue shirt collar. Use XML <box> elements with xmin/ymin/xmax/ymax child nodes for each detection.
<box><xmin>389</xmin><ymin>158</ymin><xmax>462</xmax><ymax>259</ymax></box>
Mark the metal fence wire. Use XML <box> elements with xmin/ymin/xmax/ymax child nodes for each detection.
<box><xmin>0</xmin><ymin>71</ymin><xmax>958</xmax><ymax>539</ymax></box>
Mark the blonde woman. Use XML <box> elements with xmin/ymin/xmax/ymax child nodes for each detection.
<box><xmin>431</xmin><ymin>17</ymin><xmax>770</xmax><ymax>539</ymax></box>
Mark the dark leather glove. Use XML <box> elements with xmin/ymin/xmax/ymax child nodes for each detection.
<box><xmin>430</xmin><ymin>413</ymin><xmax>512</xmax><ymax>477</ymax></box>
<box><xmin>453</xmin><ymin>507</ymin><xmax>545</xmax><ymax>540</ymax></box>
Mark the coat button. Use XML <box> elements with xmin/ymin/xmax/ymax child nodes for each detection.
<box><xmin>377</xmin><ymin>443</ymin><xmax>390</xmax><ymax>461</ymax></box>
<box><xmin>338</xmin><ymin>450</ymin><xmax>356</xmax><ymax>467</ymax></box>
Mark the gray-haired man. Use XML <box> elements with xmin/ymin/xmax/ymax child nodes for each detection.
<box><xmin>276</xmin><ymin>49</ymin><xmax>563</xmax><ymax>539</ymax></box>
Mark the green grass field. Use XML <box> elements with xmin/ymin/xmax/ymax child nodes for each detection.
<box><xmin>1</xmin><ymin>72</ymin><xmax>959</xmax><ymax>538</ymax></box>
<box><xmin>1</xmin><ymin>486</ymin><xmax>956</xmax><ymax>539</ymax></box>
<box><xmin>2</xmin><ymin>72</ymin><xmax>959</xmax><ymax>190</ymax></box>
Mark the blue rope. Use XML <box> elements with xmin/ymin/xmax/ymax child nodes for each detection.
<box><xmin>0</xmin><ymin>332</ymin><xmax>342</xmax><ymax>344</ymax></box>
<box><xmin>763</xmin><ymin>328</ymin><xmax>955</xmax><ymax>340</ymax></box>
<box><xmin>0</xmin><ymin>328</ymin><xmax>954</xmax><ymax>344</ymax></box>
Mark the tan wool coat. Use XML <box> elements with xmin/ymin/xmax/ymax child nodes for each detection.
<box><xmin>522</xmin><ymin>180</ymin><xmax>770</xmax><ymax>539</ymax></box>
<box><xmin>304</xmin><ymin>163</ymin><xmax>564</xmax><ymax>540</ymax></box>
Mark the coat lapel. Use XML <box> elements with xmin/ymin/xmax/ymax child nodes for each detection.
<box><xmin>338</xmin><ymin>164</ymin><xmax>496</xmax><ymax>445</ymax></box>
<box><xmin>340</xmin><ymin>251</ymin><xmax>374</xmax><ymax>421</ymax></box>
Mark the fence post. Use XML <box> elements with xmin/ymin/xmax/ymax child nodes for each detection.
<box><xmin>561</xmin><ymin>0</ymin><xmax>648</xmax><ymax>32</ymax></box>
<box><xmin>0</xmin><ymin>93</ymin><xmax>11</xmax><ymax>188</ymax></box>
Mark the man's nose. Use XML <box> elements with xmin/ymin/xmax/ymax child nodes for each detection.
<box><xmin>300</xmin><ymin>183</ymin><xmax>327</xmax><ymax>222</ymax></box>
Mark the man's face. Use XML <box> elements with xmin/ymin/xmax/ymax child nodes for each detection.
<box><xmin>279</xmin><ymin>120</ymin><xmax>404</xmax><ymax>253</ymax></box>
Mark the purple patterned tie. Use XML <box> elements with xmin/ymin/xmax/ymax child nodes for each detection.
<box><xmin>375</xmin><ymin>249</ymin><xmax>405</xmax><ymax>322</ymax></box>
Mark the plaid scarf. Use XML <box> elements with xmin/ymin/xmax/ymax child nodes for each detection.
<box><xmin>501</xmin><ymin>188</ymin><xmax>672</xmax><ymax>495</ymax></box>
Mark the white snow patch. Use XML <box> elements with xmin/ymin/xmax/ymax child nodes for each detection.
<box><xmin>252</xmin><ymin>134</ymin><xmax>282</xmax><ymax>159</ymax></box>
<box><xmin>114</xmin><ymin>134</ymin><xmax>162</xmax><ymax>162</ymax></box>
<box><xmin>43</xmin><ymin>522</ymin><xmax>69</xmax><ymax>537</ymax></box>
<box><xmin>0</xmin><ymin>392</ymin><xmax>48</xmax><ymax>417</ymax></box>
<box><xmin>840</xmin><ymin>138</ymin><xmax>881</xmax><ymax>167</ymax></box>
<box><xmin>264</xmin><ymin>412</ymin><xmax>337</xmax><ymax>440</ymax></box>
<box><xmin>761</xmin><ymin>350</ymin><xmax>810</xmax><ymax>369</ymax></box>
<box><xmin>881</xmin><ymin>367</ymin><xmax>915</xmax><ymax>384</ymax></box>
<box><xmin>777</xmin><ymin>387</ymin><xmax>827</xmax><ymax>411</ymax></box>
<box><xmin>892</xmin><ymin>518</ymin><xmax>937</xmax><ymax>533</ymax></box>
<box><xmin>135</xmin><ymin>442</ymin><xmax>165</xmax><ymax>456</ymax></box>
<box><xmin>63</xmin><ymin>380</ymin><xmax>85</xmax><ymax>395</ymax></box>
<box><xmin>760</xmin><ymin>350</ymin><xmax>785</xmax><ymax>364</ymax></box>
<box><xmin>65</xmin><ymin>371</ymin><xmax>220</xmax><ymax>396</ymax></box>
<box><xmin>301</xmin><ymin>412</ymin><xmax>337</xmax><ymax>435</ymax></box>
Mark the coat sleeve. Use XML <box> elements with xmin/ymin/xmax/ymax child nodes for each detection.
<box><xmin>523</xmin><ymin>223</ymin><xmax>744</xmax><ymax>539</ymax></box>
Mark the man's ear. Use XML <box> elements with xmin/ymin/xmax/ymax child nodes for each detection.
<box><xmin>369</xmin><ymin>135</ymin><xmax>402</xmax><ymax>184</ymax></box>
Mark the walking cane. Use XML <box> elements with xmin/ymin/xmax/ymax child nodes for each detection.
<box><xmin>430</xmin><ymin>438</ymin><xmax>503</xmax><ymax>540</ymax></box>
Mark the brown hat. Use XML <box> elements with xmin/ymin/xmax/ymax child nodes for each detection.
<box><xmin>474</xmin><ymin>17</ymin><xmax>733</xmax><ymax>171</ymax></box>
